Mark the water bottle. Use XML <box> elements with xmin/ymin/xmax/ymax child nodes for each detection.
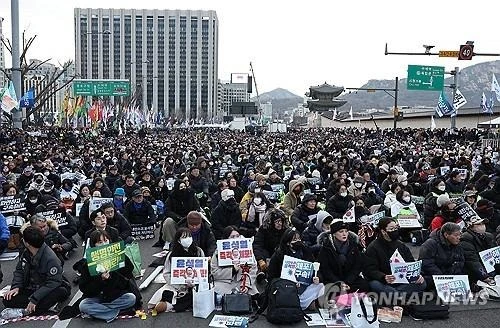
<box><xmin>215</xmin><ymin>293</ymin><xmax>223</xmax><ymax>311</ymax></box>
<box><xmin>0</xmin><ymin>308</ymin><xmax>27</xmax><ymax>320</ymax></box>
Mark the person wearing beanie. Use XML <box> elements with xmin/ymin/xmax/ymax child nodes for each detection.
<box><xmin>211</xmin><ymin>189</ymin><xmax>242</xmax><ymax>239</ymax></box>
<box><xmin>113</xmin><ymin>187</ymin><xmax>126</xmax><ymax>214</ymax></box>
<box><xmin>365</xmin><ymin>217</ymin><xmax>426</xmax><ymax>298</ymax></box>
<box><xmin>423</xmin><ymin>178</ymin><xmax>449</xmax><ymax>228</ymax></box>
<box><xmin>460</xmin><ymin>216</ymin><xmax>499</xmax><ymax>287</ymax></box>
<box><xmin>317</xmin><ymin>218</ymin><xmax>369</xmax><ymax>293</ymax></box>
<box><xmin>301</xmin><ymin>210</ymin><xmax>333</xmax><ymax>255</ymax></box>
<box><xmin>291</xmin><ymin>194</ymin><xmax>319</xmax><ymax>232</ymax></box>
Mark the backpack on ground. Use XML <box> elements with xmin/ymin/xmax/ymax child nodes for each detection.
<box><xmin>250</xmin><ymin>278</ymin><xmax>311</xmax><ymax>324</ymax></box>
<box><xmin>407</xmin><ymin>295</ymin><xmax>449</xmax><ymax>320</ymax></box>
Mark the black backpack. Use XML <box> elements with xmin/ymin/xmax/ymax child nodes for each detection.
<box><xmin>250</xmin><ymin>278</ymin><xmax>310</xmax><ymax>324</ymax></box>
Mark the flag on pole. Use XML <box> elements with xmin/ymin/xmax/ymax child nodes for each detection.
<box><xmin>431</xmin><ymin>115</ymin><xmax>436</xmax><ymax>130</ymax></box>
<box><xmin>492</xmin><ymin>74</ymin><xmax>500</xmax><ymax>102</ymax></box>
<box><xmin>1</xmin><ymin>82</ymin><xmax>18</xmax><ymax>112</ymax></box>
<box><xmin>343</xmin><ymin>205</ymin><xmax>355</xmax><ymax>223</ymax></box>
<box><xmin>19</xmin><ymin>88</ymin><xmax>35</xmax><ymax>109</ymax></box>
<box><xmin>435</xmin><ymin>91</ymin><xmax>454</xmax><ymax>117</ymax></box>
<box><xmin>453</xmin><ymin>88</ymin><xmax>467</xmax><ymax>110</ymax></box>
<box><xmin>349</xmin><ymin>106</ymin><xmax>353</xmax><ymax>120</ymax></box>
<box><xmin>481</xmin><ymin>92</ymin><xmax>493</xmax><ymax>114</ymax></box>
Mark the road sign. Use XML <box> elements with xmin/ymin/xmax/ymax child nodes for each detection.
<box><xmin>73</xmin><ymin>79</ymin><xmax>130</xmax><ymax>96</ymax></box>
<box><xmin>407</xmin><ymin>65</ymin><xmax>445</xmax><ymax>91</ymax></box>
<box><xmin>459</xmin><ymin>44</ymin><xmax>474</xmax><ymax>60</ymax></box>
<box><xmin>439</xmin><ymin>50</ymin><xmax>459</xmax><ymax>58</ymax></box>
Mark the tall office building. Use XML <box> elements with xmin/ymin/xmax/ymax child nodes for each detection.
<box><xmin>0</xmin><ymin>17</ymin><xmax>6</xmax><ymax>87</ymax></box>
<box><xmin>74</xmin><ymin>8</ymin><xmax>219</xmax><ymax>121</ymax></box>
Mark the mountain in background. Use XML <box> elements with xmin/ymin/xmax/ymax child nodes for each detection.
<box><xmin>254</xmin><ymin>60</ymin><xmax>500</xmax><ymax>116</ymax></box>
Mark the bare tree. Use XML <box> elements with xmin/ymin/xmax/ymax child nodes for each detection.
<box><xmin>1</xmin><ymin>32</ymin><xmax>76</xmax><ymax>126</ymax></box>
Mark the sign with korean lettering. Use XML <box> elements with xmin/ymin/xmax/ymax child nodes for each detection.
<box><xmin>40</xmin><ymin>208</ymin><xmax>68</xmax><ymax>227</ymax></box>
<box><xmin>364</xmin><ymin>211</ymin><xmax>385</xmax><ymax>227</ymax></box>
<box><xmin>89</xmin><ymin>197</ymin><xmax>113</xmax><ymax>217</ymax></box>
<box><xmin>433</xmin><ymin>275</ymin><xmax>471</xmax><ymax>303</ymax></box>
<box><xmin>73</xmin><ymin>79</ymin><xmax>130</xmax><ymax>96</ymax></box>
<box><xmin>131</xmin><ymin>223</ymin><xmax>155</xmax><ymax>240</ymax></box>
<box><xmin>479</xmin><ymin>246</ymin><xmax>500</xmax><ymax>273</ymax></box>
<box><xmin>85</xmin><ymin>241</ymin><xmax>126</xmax><ymax>276</ymax></box>
<box><xmin>170</xmin><ymin>257</ymin><xmax>209</xmax><ymax>285</ymax></box>
<box><xmin>216</xmin><ymin>238</ymin><xmax>255</xmax><ymax>266</ymax></box>
<box><xmin>453</xmin><ymin>199</ymin><xmax>478</xmax><ymax>224</ymax></box>
<box><xmin>391</xmin><ymin>260</ymin><xmax>422</xmax><ymax>284</ymax></box>
<box><xmin>0</xmin><ymin>195</ymin><xmax>26</xmax><ymax>214</ymax></box>
<box><xmin>407</xmin><ymin>65</ymin><xmax>445</xmax><ymax>91</ymax></box>
<box><xmin>280</xmin><ymin>255</ymin><xmax>314</xmax><ymax>286</ymax></box>
<box><xmin>396</xmin><ymin>214</ymin><xmax>421</xmax><ymax>228</ymax></box>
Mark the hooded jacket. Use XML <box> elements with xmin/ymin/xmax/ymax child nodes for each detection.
<box><xmin>281</xmin><ymin>179</ymin><xmax>305</xmax><ymax>218</ymax></box>
<box><xmin>165</xmin><ymin>180</ymin><xmax>200</xmax><ymax>221</ymax></box>
<box><xmin>253</xmin><ymin>212</ymin><xmax>288</xmax><ymax>262</ymax></box>
<box><xmin>211</xmin><ymin>197</ymin><xmax>243</xmax><ymax>240</ymax></box>
<box><xmin>301</xmin><ymin>210</ymin><xmax>331</xmax><ymax>252</ymax></box>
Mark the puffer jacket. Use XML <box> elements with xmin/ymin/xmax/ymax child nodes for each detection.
<box><xmin>301</xmin><ymin>210</ymin><xmax>332</xmax><ymax>253</ymax></box>
<box><xmin>291</xmin><ymin>203</ymin><xmax>319</xmax><ymax>232</ymax></box>
<box><xmin>211</xmin><ymin>198</ymin><xmax>243</xmax><ymax>240</ymax></box>
<box><xmin>460</xmin><ymin>229</ymin><xmax>499</xmax><ymax>282</ymax></box>
<box><xmin>253</xmin><ymin>214</ymin><xmax>288</xmax><ymax>262</ymax></box>
<box><xmin>281</xmin><ymin>179</ymin><xmax>305</xmax><ymax>218</ymax></box>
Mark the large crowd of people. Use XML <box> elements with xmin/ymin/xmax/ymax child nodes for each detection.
<box><xmin>0</xmin><ymin>125</ymin><xmax>499</xmax><ymax>323</ymax></box>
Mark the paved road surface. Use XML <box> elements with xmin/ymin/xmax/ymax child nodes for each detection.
<box><xmin>1</xmin><ymin>228</ymin><xmax>499</xmax><ymax>328</ymax></box>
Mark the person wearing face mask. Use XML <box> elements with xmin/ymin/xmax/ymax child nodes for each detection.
<box><xmin>291</xmin><ymin>194</ymin><xmax>319</xmax><ymax>232</ymax></box>
<box><xmin>40</xmin><ymin>180</ymin><xmax>60</xmax><ymax>200</ymax></box>
<box><xmin>390</xmin><ymin>190</ymin><xmax>420</xmax><ymax>221</ymax></box>
<box><xmin>365</xmin><ymin>218</ymin><xmax>426</xmax><ymax>297</ymax></box>
<box><xmin>347</xmin><ymin>176</ymin><xmax>365</xmax><ymax>197</ymax></box>
<box><xmin>318</xmin><ymin>219</ymin><xmax>370</xmax><ymax>293</ymax></box>
<box><xmin>211</xmin><ymin>189</ymin><xmax>243</xmax><ymax>240</ymax></box>
<box><xmin>302</xmin><ymin>210</ymin><xmax>333</xmax><ymax>255</ymax></box>
<box><xmin>150</xmin><ymin>227</ymin><xmax>205</xmax><ymax>312</ymax></box>
<box><xmin>268</xmin><ymin>228</ymin><xmax>324</xmax><ymax>310</ymax></box>
<box><xmin>241</xmin><ymin>190</ymin><xmax>271</xmax><ymax>235</ymax></box>
<box><xmin>423</xmin><ymin>179</ymin><xmax>449</xmax><ymax>228</ymax></box>
<box><xmin>363</xmin><ymin>181</ymin><xmax>384</xmax><ymax>208</ymax></box>
<box><xmin>28</xmin><ymin>172</ymin><xmax>46</xmax><ymax>192</ymax></box>
<box><xmin>419</xmin><ymin>222</ymin><xmax>465</xmax><ymax>289</ymax></box>
<box><xmin>460</xmin><ymin>217</ymin><xmax>499</xmax><ymax>288</ymax></box>
<box><xmin>326</xmin><ymin>184</ymin><xmax>354</xmax><ymax>219</ymax></box>
<box><xmin>211</xmin><ymin>226</ymin><xmax>259</xmax><ymax>296</ymax></box>
<box><xmin>17</xmin><ymin>166</ymin><xmax>35</xmax><ymax>192</ymax></box>
<box><xmin>430</xmin><ymin>200</ymin><xmax>462</xmax><ymax>232</ymax></box>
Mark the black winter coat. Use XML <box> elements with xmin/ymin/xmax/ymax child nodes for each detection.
<box><xmin>211</xmin><ymin>199</ymin><xmax>242</xmax><ymax>240</ymax></box>
<box><xmin>419</xmin><ymin>230</ymin><xmax>465</xmax><ymax>279</ymax></box>
<box><xmin>166</xmin><ymin>182</ymin><xmax>200</xmax><ymax>221</ymax></box>
<box><xmin>460</xmin><ymin>230</ymin><xmax>499</xmax><ymax>282</ymax></box>
<box><xmin>123</xmin><ymin>200</ymin><xmax>157</xmax><ymax>225</ymax></box>
<box><xmin>364</xmin><ymin>237</ymin><xmax>415</xmax><ymax>282</ymax></box>
<box><xmin>326</xmin><ymin>194</ymin><xmax>353</xmax><ymax>219</ymax></box>
<box><xmin>267</xmin><ymin>246</ymin><xmax>315</xmax><ymax>281</ymax></box>
<box><xmin>253</xmin><ymin>226</ymin><xmax>285</xmax><ymax>262</ymax></box>
<box><xmin>291</xmin><ymin>205</ymin><xmax>319</xmax><ymax>232</ymax></box>
<box><xmin>176</xmin><ymin>218</ymin><xmax>217</xmax><ymax>256</ymax></box>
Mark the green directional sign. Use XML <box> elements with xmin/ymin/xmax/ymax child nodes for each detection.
<box><xmin>73</xmin><ymin>79</ymin><xmax>130</xmax><ymax>97</ymax></box>
<box><xmin>407</xmin><ymin>65</ymin><xmax>445</xmax><ymax>91</ymax></box>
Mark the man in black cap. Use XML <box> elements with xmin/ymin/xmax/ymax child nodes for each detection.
<box><xmin>123</xmin><ymin>189</ymin><xmax>157</xmax><ymax>225</ymax></box>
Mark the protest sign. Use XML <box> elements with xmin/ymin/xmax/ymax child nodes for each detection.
<box><xmin>170</xmin><ymin>257</ymin><xmax>209</xmax><ymax>285</ymax></box>
<box><xmin>391</xmin><ymin>260</ymin><xmax>422</xmax><ymax>284</ymax></box>
<box><xmin>433</xmin><ymin>275</ymin><xmax>471</xmax><ymax>303</ymax></box>
<box><xmin>131</xmin><ymin>223</ymin><xmax>155</xmax><ymax>240</ymax></box>
<box><xmin>60</xmin><ymin>172</ymin><xmax>76</xmax><ymax>181</ymax></box>
<box><xmin>271</xmin><ymin>184</ymin><xmax>286</xmax><ymax>193</ymax></box>
<box><xmin>85</xmin><ymin>241</ymin><xmax>125</xmax><ymax>276</ymax></box>
<box><xmin>0</xmin><ymin>195</ymin><xmax>26</xmax><ymax>214</ymax></box>
<box><xmin>412</xmin><ymin>196</ymin><xmax>425</xmax><ymax>205</ymax></box>
<box><xmin>209</xmin><ymin>315</ymin><xmax>249</xmax><ymax>328</ymax></box>
<box><xmin>479</xmin><ymin>246</ymin><xmax>500</xmax><ymax>273</ymax></box>
<box><xmin>396</xmin><ymin>214</ymin><xmax>422</xmax><ymax>229</ymax></box>
<box><xmin>280</xmin><ymin>255</ymin><xmax>314</xmax><ymax>286</ymax></box>
<box><xmin>216</xmin><ymin>238</ymin><xmax>255</xmax><ymax>266</ymax></box>
<box><xmin>389</xmin><ymin>249</ymin><xmax>405</xmax><ymax>264</ymax></box>
<box><xmin>364</xmin><ymin>211</ymin><xmax>384</xmax><ymax>227</ymax></box>
<box><xmin>454</xmin><ymin>199</ymin><xmax>478</xmax><ymax>224</ymax></box>
<box><xmin>89</xmin><ymin>197</ymin><xmax>113</xmax><ymax>217</ymax></box>
<box><xmin>40</xmin><ymin>208</ymin><xmax>68</xmax><ymax>227</ymax></box>
<box><xmin>440</xmin><ymin>166</ymin><xmax>450</xmax><ymax>176</ymax></box>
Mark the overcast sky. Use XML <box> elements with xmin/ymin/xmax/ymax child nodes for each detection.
<box><xmin>1</xmin><ymin>0</ymin><xmax>499</xmax><ymax>96</ymax></box>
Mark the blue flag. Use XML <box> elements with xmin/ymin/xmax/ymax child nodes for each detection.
<box><xmin>435</xmin><ymin>91</ymin><xmax>454</xmax><ymax>117</ymax></box>
<box><xmin>19</xmin><ymin>88</ymin><xmax>35</xmax><ymax>108</ymax></box>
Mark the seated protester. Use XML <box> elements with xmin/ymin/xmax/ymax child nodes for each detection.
<box><xmin>28</xmin><ymin>214</ymin><xmax>73</xmax><ymax>263</ymax></box>
<box><xmin>381</xmin><ymin>169</ymin><xmax>399</xmax><ymax>194</ymax></box>
<box><xmin>364</xmin><ymin>218</ymin><xmax>426</xmax><ymax>296</ymax></box>
<box><xmin>291</xmin><ymin>193</ymin><xmax>319</xmax><ymax>233</ymax></box>
<box><xmin>240</xmin><ymin>169</ymin><xmax>255</xmax><ymax>192</ymax></box>
<box><xmin>267</xmin><ymin>168</ymin><xmax>282</xmax><ymax>185</ymax></box>
<box><xmin>211</xmin><ymin>189</ymin><xmax>242</xmax><ymax>240</ymax></box>
<box><xmin>3</xmin><ymin>226</ymin><xmax>70</xmax><ymax>316</ymax></box>
<box><xmin>105</xmin><ymin>165</ymin><xmax>121</xmax><ymax>193</ymax></box>
<box><xmin>78</xmin><ymin>191</ymin><xmax>103</xmax><ymax>239</ymax></box>
<box><xmin>78</xmin><ymin>230</ymin><xmax>137</xmax><ymax>323</ymax></box>
<box><xmin>461</xmin><ymin>216</ymin><xmax>500</xmax><ymax>287</ymax></box>
<box><xmin>281</xmin><ymin>178</ymin><xmax>305</xmax><ymax>218</ymax></box>
<box><xmin>430</xmin><ymin>200</ymin><xmax>462</xmax><ymax>232</ymax></box>
<box><xmin>150</xmin><ymin>227</ymin><xmax>205</xmax><ymax>312</ymax></box>
<box><xmin>0</xmin><ymin>212</ymin><xmax>10</xmax><ymax>254</ymax></box>
<box><xmin>138</xmin><ymin>170</ymin><xmax>155</xmax><ymax>190</ymax></box>
<box><xmin>100</xmin><ymin>203</ymin><xmax>133</xmax><ymax>244</ymax></box>
<box><xmin>140</xmin><ymin>186</ymin><xmax>156</xmax><ymax>205</ymax></box>
<box><xmin>84</xmin><ymin>209</ymin><xmax>121</xmax><ymax>246</ymax></box>
<box><xmin>383</xmin><ymin>183</ymin><xmax>402</xmax><ymax>210</ymax></box>
<box><xmin>152</xmin><ymin>178</ymin><xmax>169</xmax><ymax>203</ymax></box>
<box><xmin>318</xmin><ymin>219</ymin><xmax>370</xmax><ymax>293</ymax></box>
<box><xmin>364</xmin><ymin>181</ymin><xmax>384</xmax><ymax>209</ymax></box>
<box><xmin>24</xmin><ymin>189</ymin><xmax>49</xmax><ymax>217</ymax></box>
<box><xmin>463</xmin><ymin>190</ymin><xmax>479</xmax><ymax>209</ymax></box>
<box><xmin>255</xmin><ymin>173</ymin><xmax>273</xmax><ymax>192</ymax></box>
<box><xmin>347</xmin><ymin>176</ymin><xmax>365</xmax><ymax>198</ymax></box>
<box><xmin>162</xmin><ymin>211</ymin><xmax>216</xmax><ymax>256</ymax></box>
<box><xmin>239</xmin><ymin>181</ymin><xmax>258</xmax><ymax>220</ymax></box>
<box><xmin>480</xmin><ymin>177</ymin><xmax>500</xmax><ymax>209</ymax></box>
<box><xmin>72</xmin><ymin>184</ymin><xmax>91</xmax><ymax>216</ymax></box>
<box><xmin>122</xmin><ymin>175</ymin><xmax>141</xmax><ymax>199</ymax></box>
<box><xmin>164</xmin><ymin>179</ymin><xmax>200</xmax><ymax>223</ymax></box>
<box><xmin>446</xmin><ymin>171</ymin><xmax>465</xmax><ymax>194</ymax></box>
<box><xmin>40</xmin><ymin>180</ymin><xmax>60</xmax><ymax>200</ymax></box>
<box><xmin>241</xmin><ymin>190</ymin><xmax>272</xmax><ymax>236</ymax></box>
<box><xmin>253</xmin><ymin>209</ymin><xmax>288</xmax><ymax>277</ymax></box>
<box><xmin>60</xmin><ymin>179</ymin><xmax>77</xmax><ymax>209</ymax></box>
<box><xmin>476</xmin><ymin>199</ymin><xmax>500</xmax><ymax>234</ymax></box>
<box><xmin>113</xmin><ymin>188</ymin><xmax>126</xmax><ymax>214</ymax></box>
<box><xmin>268</xmin><ymin>228</ymin><xmax>325</xmax><ymax>310</ymax></box>
<box><xmin>423</xmin><ymin>178</ymin><xmax>449</xmax><ymax>228</ymax></box>
<box><xmin>326</xmin><ymin>184</ymin><xmax>354</xmax><ymax>219</ymax></box>
<box><xmin>210</xmin><ymin>179</ymin><xmax>228</xmax><ymax>212</ymax></box>
<box><xmin>419</xmin><ymin>222</ymin><xmax>465</xmax><ymax>288</ymax></box>
<box><xmin>211</xmin><ymin>226</ymin><xmax>259</xmax><ymax>296</ymax></box>
<box><xmin>37</xmin><ymin>203</ymin><xmax>78</xmax><ymax>248</ymax></box>
<box><xmin>302</xmin><ymin>210</ymin><xmax>333</xmax><ymax>255</ymax></box>
<box><xmin>123</xmin><ymin>189</ymin><xmax>157</xmax><ymax>225</ymax></box>
<box><xmin>390</xmin><ymin>190</ymin><xmax>421</xmax><ymax>221</ymax></box>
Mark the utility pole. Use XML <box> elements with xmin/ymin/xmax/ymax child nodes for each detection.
<box><xmin>450</xmin><ymin>67</ymin><xmax>459</xmax><ymax>130</ymax></box>
<box><xmin>11</xmin><ymin>0</ymin><xmax>22</xmax><ymax>129</ymax></box>
<box><xmin>393</xmin><ymin>77</ymin><xmax>398</xmax><ymax>130</ymax></box>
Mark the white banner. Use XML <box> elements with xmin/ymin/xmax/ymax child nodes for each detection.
<box><xmin>170</xmin><ymin>257</ymin><xmax>209</xmax><ymax>285</ymax></box>
<box><xmin>453</xmin><ymin>89</ymin><xmax>467</xmax><ymax>110</ymax></box>
<box><xmin>396</xmin><ymin>214</ymin><xmax>422</xmax><ymax>228</ymax></box>
<box><xmin>89</xmin><ymin>197</ymin><xmax>113</xmax><ymax>217</ymax></box>
<box><xmin>216</xmin><ymin>238</ymin><xmax>255</xmax><ymax>266</ymax></box>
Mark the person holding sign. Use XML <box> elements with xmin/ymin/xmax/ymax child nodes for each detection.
<box><xmin>365</xmin><ymin>218</ymin><xmax>426</xmax><ymax>298</ymax></box>
<box><xmin>317</xmin><ymin>219</ymin><xmax>370</xmax><ymax>293</ymax></box>
<box><xmin>390</xmin><ymin>190</ymin><xmax>420</xmax><ymax>221</ymax></box>
<box><xmin>419</xmin><ymin>222</ymin><xmax>465</xmax><ymax>289</ymax></box>
<box><xmin>78</xmin><ymin>230</ymin><xmax>137</xmax><ymax>323</ymax></box>
<box><xmin>460</xmin><ymin>217</ymin><xmax>499</xmax><ymax>286</ymax></box>
<box><xmin>211</xmin><ymin>226</ymin><xmax>258</xmax><ymax>296</ymax></box>
<box><xmin>268</xmin><ymin>227</ymin><xmax>324</xmax><ymax>310</ymax></box>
